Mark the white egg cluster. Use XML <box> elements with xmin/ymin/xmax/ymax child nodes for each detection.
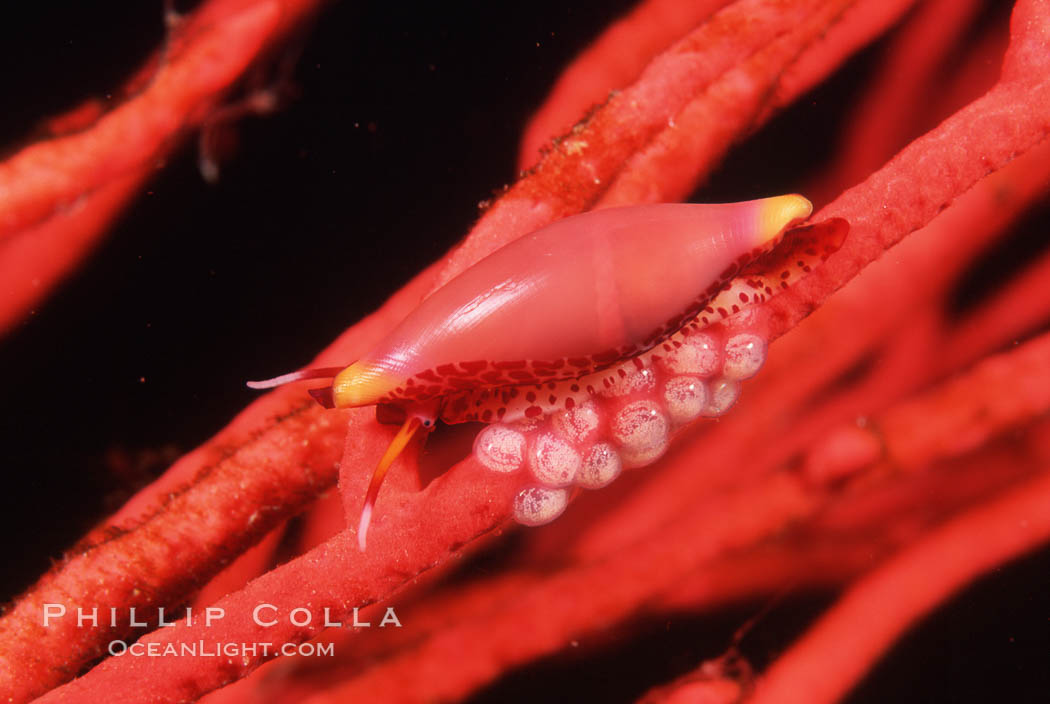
<box><xmin>471</xmin><ymin>322</ymin><xmax>768</xmax><ymax>527</ymax></box>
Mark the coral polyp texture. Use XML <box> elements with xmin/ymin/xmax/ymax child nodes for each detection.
<box><xmin>3</xmin><ymin>0</ymin><xmax>1050</xmax><ymax>703</ymax></box>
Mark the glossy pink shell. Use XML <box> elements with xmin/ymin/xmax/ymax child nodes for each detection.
<box><xmin>343</xmin><ymin>197</ymin><xmax>811</xmax><ymax>407</ymax></box>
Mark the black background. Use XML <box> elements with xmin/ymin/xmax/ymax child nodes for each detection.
<box><xmin>0</xmin><ymin>1</ymin><xmax>1046</xmax><ymax>702</ymax></box>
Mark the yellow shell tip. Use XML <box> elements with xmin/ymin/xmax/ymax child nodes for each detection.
<box><xmin>333</xmin><ymin>361</ymin><xmax>401</xmax><ymax>408</ymax></box>
<box><xmin>756</xmin><ymin>194</ymin><xmax>813</xmax><ymax>244</ymax></box>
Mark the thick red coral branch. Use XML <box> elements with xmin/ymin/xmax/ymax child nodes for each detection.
<box><xmin>0</xmin><ymin>400</ymin><xmax>344</xmax><ymax>702</ymax></box>
<box><xmin>0</xmin><ymin>257</ymin><xmax>448</xmax><ymax>703</ymax></box>
<box><xmin>34</xmin><ymin>463</ymin><xmax>520</xmax><ymax>704</ymax></box>
<box><xmin>265</xmin><ymin>475</ymin><xmax>817</xmax><ymax>703</ymax></box>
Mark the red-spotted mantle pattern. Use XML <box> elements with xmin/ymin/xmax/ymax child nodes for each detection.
<box><xmin>438</xmin><ymin>219</ymin><xmax>846</xmax><ymax>425</ymax></box>
<box><xmin>379</xmin><ymin>220</ymin><xmax>844</xmax><ymax>411</ymax></box>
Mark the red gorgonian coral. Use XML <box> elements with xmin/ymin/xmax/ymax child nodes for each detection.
<box><xmin>2</xmin><ymin>0</ymin><xmax>1050</xmax><ymax>702</ymax></box>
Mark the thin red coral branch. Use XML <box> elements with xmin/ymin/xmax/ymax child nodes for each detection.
<box><xmin>594</xmin><ymin>0</ymin><xmax>856</xmax><ymax>206</ymax></box>
<box><xmin>766</xmin><ymin>0</ymin><xmax>1050</xmax><ymax>343</ymax></box>
<box><xmin>0</xmin><ymin>171</ymin><xmax>144</xmax><ymax>334</ymax></box>
<box><xmin>805</xmin><ymin>328</ymin><xmax>1050</xmax><ymax>492</ymax></box>
<box><xmin>749</xmin><ymin>467</ymin><xmax>1050</xmax><ymax>704</ymax></box>
<box><xmin>433</xmin><ymin>0</ymin><xmax>857</xmax><ymax>289</ymax></box>
<box><xmin>0</xmin><ymin>0</ymin><xmax>323</xmax><ymax>337</ymax></box>
<box><xmin>517</xmin><ymin>0</ymin><xmax>731</xmax><ymax>170</ymax></box>
<box><xmin>879</xmin><ymin>333</ymin><xmax>1050</xmax><ymax>470</ymax></box>
<box><xmin>808</xmin><ymin>0</ymin><xmax>985</xmax><ymax>204</ymax></box>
